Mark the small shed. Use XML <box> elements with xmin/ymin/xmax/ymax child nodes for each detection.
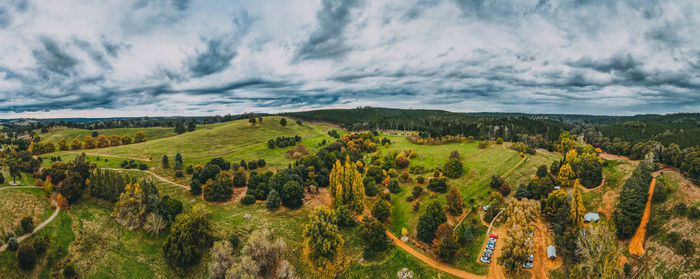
<box><xmin>584</xmin><ymin>212</ymin><xmax>600</xmax><ymax>223</ymax></box>
<box><xmin>547</xmin><ymin>245</ymin><xmax>556</xmax><ymax>260</ymax></box>
<box><xmin>553</xmin><ymin>186</ymin><xmax>561</xmax><ymax>190</ymax></box>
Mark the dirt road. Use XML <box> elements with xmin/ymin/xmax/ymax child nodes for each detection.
<box><xmin>629</xmin><ymin>176</ymin><xmax>656</xmax><ymax>256</ymax></box>
<box><xmin>532</xmin><ymin>221</ymin><xmax>548</xmax><ymax>279</ymax></box>
<box><xmin>385</xmin><ymin>230</ymin><xmax>487</xmax><ymax>279</ymax></box>
<box><xmin>102</xmin><ymin>168</ymin><xmax>189</xmax><ymax>190</ymax></box>
<box><xmin>487</xmin><ymin>227</ymin><xmax>506</xmax><ymax>279</ymax></box>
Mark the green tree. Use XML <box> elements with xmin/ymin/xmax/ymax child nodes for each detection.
<box><xmin>443</xmin><ymin>158</ymin><xmax>463</xmax><ymax>178</ymax></box>
<box><xmin>371</xmin><ymin>198</ymin><xmax>391</xmax><ymax>222</ymax></box>
<box><xmin>536</xmin><ymin>165</ymin><xmax>548</xmax><ymax>178</ymax></box>
<box><xmin>279</xmin><ymin>118</ymin><xmax>287</xmax><ymax>126</ymax></box>
<box><xmin>162</xmin><ymin>206</ymin><xmax>212</xmax><ymax>270</ymax></box>
<box><xmin>446</xmin><ymin>187</ymin><xmax>464</xmax><ymax>216</ymax></box>
<box><xmin>303</xmin><ymin>207</ymin><xmax>343</xmax><ymax>271</ymax></box>
<box><xmin>21</xmin><ymin>217</ymin><xmax>34</xmax><ymax>234</ymax></box>
<box><xmin>542</xmin><ymin>189</ymin><xmax>568</xmax><ymax>221</ymax></box>
<box><xmin>162</xmin><ymin>155</ymin><xmax>169</xmax><ymax>169</ymax></box>
<box><xmin>359</xmin><ymin>217</ymin><xmax>390</xmax><ymax>256</ymax></box>
<box><xmin>281</xmin><ymin>180</ymin><xmax>305</xmax><ymax>208</ymax></box>
<box><xmin>417</xmin><ymin>200</ymin><xmax>447</xmax><ymax>243</ymax></box>
<box><xmin>17</xmin><ymin>244</ymin><xmax>36</xmax><ymax>269</ymax></box>
<box><xmin>265</xmin><ymin>189</ymin><xmax>281</xmax><ymax>209</ymax></box>
<box><xmin>233</xmin><ymin>167</ymin><xmax>247</xmax><ymax>187</ymax></box>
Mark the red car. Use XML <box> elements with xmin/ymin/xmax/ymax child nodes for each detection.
<box><xmin>489</xmin><ymin>234</ymin><xmax>498</xmax><ymax>239</ymax></box>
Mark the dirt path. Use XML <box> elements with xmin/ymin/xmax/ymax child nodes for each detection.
<box><xmin>385</xmin><ymin>230</ymin><xmax>487</xmax><ymax>279</ymax></box>
<box><xmin>0</xmin><ymin>187</ymin><xmax>61</xmax><ymax>252</ymax></box>
<box><xmin>579</xmin><ymin>175</ymin><xmax>606</xmax><ymax>193</ymax></box>
<box><xmin>629</xmin><ymin>176</ymin><xmax>656</xmax><ymax>256</ymax></box>
<box><xmin>487</xmin><ymin>226</ymin><xmax>507</xmax><ymax>279</ymax></box>
<box><xmin>65</xmin><ymin>151</ymin><xmax>151</xmax><ymax>162</ymax></box>
<box><xmin>532</xmin><ymin>221</ymin><xmax>551</xmax><ymax>279</ymax></box>
<box><xmin>102</xmin><ymin>168</ymin><xmax>189</xmax><ymax>190</ymax></box>
<box><xmin>502</xmin><ymin>156</ymin><xmax>527</xmax><ymax>177</ymax></box>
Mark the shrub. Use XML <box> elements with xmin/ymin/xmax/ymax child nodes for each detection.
<box><xmin>536</xmin><ymin>165</ymin><xmax>548</xmax><ymax>178</ymax></box>
<box><xmin>495</xmin><ymin>138</ymin><xmax>504</xmax><ymax>144</ymax></box>
<box><xmin>499</xmin><ymin>184</ymin><xmax>511</xmax><ymax>196</ymax></box>
<box><xmin>241</xmin><ymin>195</ymin><xmax>256</xmax><ymax>205</ymax></box>
<box><xmin>478</xmin><ymin>141</ymin><xmax>488</xmax><ymax>149</ymax></box>
<box><xmin>372</xmin><ymin>199</ymin><xmax>391</xmax><ymax>222</ymax></box>
<box><xmin>365</xmin><ymin>180</ymin><xmax>378</xmax><ymax>197</ymax></box>
<box><xmin>186</xmin><ymin>165</ymin><xmax>194</xmax><ymax>174</ymax></box>
<box><xmin>248</xmin><ymin>160</ymin><xmax>258</xmax><ymax>170</ymax></box>
<box><xmin>446</xmin><ymin>188</ymin><xmax>464</xmax><ymax>216</ymax></box>
<box><xmin>334</xmin><ymin>205</ymin><xmax>355</xmax><ymax>228</ymax></box>
<box><xmin>413</xmin><ymin>202</ymin><xmax>421</xmax><ymax>212</ymax></box>
<box><xmin>17</xmin><ymin>244</ymin><xmax>36</xmax><ymax>269</ymax></box>
<box><xmin>417</xmin><ymin>201</ymin><xmax>447</xmax><ymax>243</ymax></box>
<box><xmin>8</xmin><ymin>238</ymin><xmax>18</xmax><ymax>251</ymax></box>
<box><xmin>434</xmin><ymin>223</ymin><xmax>459</xmax><ymax>262</ymax></box>
<box><xmin>396</xmin><ymin>157</ymin><xmax>410</xmax><ymax>169</ymax></box>
<box><xmin>689</xmin><ymin>207</ymin><xmax>700</xmax><ymax>220</ymax></box>
<box><xmin>174</xmin><ymin>170</ymin><xmax>184</xmax><ymax>178</ymax></box>
<box><xmin>280</xmin><ymin>180</ymin><xmax>305</xmax><ymax>208</ymax></box>
<box><xmin>203</xmin><ymin>178</ymin><xmax>233</xmax><ymax>202</ymax></box>
<box><xmin>427</xmin><ymin>178</ymin><xmax>448</xmax><ymax>193</ymax></box>
<box><xmin>265</xmin><ymin>190</ymin><xmax>281</xmax><ymax>209</ymax></box>
<box><xmin>448</xmin><ymin>150</ymin><xmax>460</xmax><ymax>159</ymax></box>
<box><xmin>388</xmin><ymin>179</ymin><xmax>401</xmax><ymax>193</ymax></box>
<box><xmin>490</xmin><ymin>175</ymin><xmax>504</xmax><ymax>189</ymax></box>
<box><xmin>63</xmin><ymin>263</ymin><xmax>76</xmax><ymax>278</ymax></box>
<box><xmin>673</xmin><ymin>203</ymin><xmax>688</xmax><ymax>217</ymax></box>
<box><xmin>32</xmin><ymin>236</ymin><xmax>49</xmax><ymax>255</ymax></box>
<box><xmin>443</xmin><ymin>158</ymin><xmax>463</xmax><ymax>178</ymax></box>
<box><xmin>416</xmin><ymin>175</ymin><xmax>425</xmax><ymax>184</ymax></box>
<box><xmin>399</xmin><ymin>171</ymin><xmax>411</xmax><ymax>183</ymax></box>
<box><xmin>138</xmin><ymin>163</ymin><xmax>148</xmax><ymax>170</ymax></box>
<box><xmin>21</xmin><ymin>217</ymin><xmax>34</xmax><ymax>235</ymax></box>
<box><xmin>190</xmin><ymin>178</ymin><xmax>202</xmax><ymax>195</ymax></box>
<box><xmin>456</xmin><ymin>223</ymin><xmax>473</xmax><ymax>245</ymax></box>
<box><xmin>412</xmin><ymin>186</ymin><xmax>423</xmax><ymax>199</ymax></box>
<box><xmin>257</xmin><ymin>159</ymin><xmax>266</xmax><ymax>167</ymax></box>
<box><xmin>410</xmin><ymin>165</ymin><xmax>425</xmax><ymax>174</ymax></box>
<box><xmin>359</xmin><ymin>217</ymin><xmax>389</xmax><ymax>256</ymax></box>
<box><xmin>677</xmin><ymin>239</ymin><xmax>695</xmax><ymax>256</ymax></box>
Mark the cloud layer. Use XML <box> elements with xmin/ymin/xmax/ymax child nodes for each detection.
<box><xmin>0</xmin><ymin>0</ymin><xmax>698</xmax><ymax>117</ymax></box>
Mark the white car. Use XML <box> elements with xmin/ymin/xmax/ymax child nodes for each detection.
<box><xmin>523</xmin><ymin>262</ymin><xmax>533</xmax><ymax>269</ymax></box>
<box><xmin>480</xmin><ymin>257</ymin><xmax>491</xmax><ymax>264</ymax></box>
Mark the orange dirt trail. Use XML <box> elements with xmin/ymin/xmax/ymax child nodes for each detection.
<box><xmin>629</xmin><ymin>177</ymin><xmax>656</xmax><ymax>256</ymax></box>
<box><xmin>385</xmin><ymin>231</ymin><xmax>487</xmax><ymax>279</ymax></box>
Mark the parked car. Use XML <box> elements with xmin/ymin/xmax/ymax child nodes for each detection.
<box><xmin>489</xmin><ymin>234</ymin><xmax>498</xmax><ymax>239</ymax></box>
<box><xmin>523</xmin><ymin>262</ymin><xmax>533</xmax><ymax>269</ymax></box>
<box><xmin>480</xmin><ymin>257</ymin><xmax>491</xmax><ymax>264</ymax></box>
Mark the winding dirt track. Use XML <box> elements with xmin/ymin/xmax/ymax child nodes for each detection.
<box><xmin>629</xmin><ymin>176</ymin><xmax>656</xmax><ymax>256</ymax></box>
<box><xmin>385</xmin><ymin>230</ymin><xmax>486</xmax><ymax>279</ymax></box>
<box><xmin>102</xmin><ymin>168</ymin><xmax>189</xmax><ymax>190</ymax></box>
<box><xmin>0</xmin><ymin>186</ymin><xmax>61</xmax><ymax>252</ymax></box>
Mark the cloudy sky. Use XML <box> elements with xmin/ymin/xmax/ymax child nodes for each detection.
<box><xmin>0</xmin><ymin>0</ymin><xmax>698</xmax><ymax>118</ymax></box>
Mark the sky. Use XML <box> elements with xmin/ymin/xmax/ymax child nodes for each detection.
<box><xmin>0</xmin><ymin>0</ymin><xmax>698</xmax><ymax>118</ymax></box>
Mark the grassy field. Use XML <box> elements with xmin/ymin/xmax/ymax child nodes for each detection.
<box><xmin>0</xmin><ymin>188</ymin><xmax>52</xmax><ymax>236</ymax></box>
<box><xmin>35</xmin><ymin>126</ymin><xmax>180</xmax><ymax>144</ymax></box>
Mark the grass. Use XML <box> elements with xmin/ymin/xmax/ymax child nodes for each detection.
<box><xmin>35</xmin><ymin>126</ymin><xmax>179</xmax><ymax>144</ymax></box>
<box><xmin>0</xmin><ymin>187</ymin><xmax>51</xmax><ymax>235</ymax></box>
<box><xmin>581</xmin><ymin>159</ymin><xmax>635</xmax><ymax>212</ymax></box>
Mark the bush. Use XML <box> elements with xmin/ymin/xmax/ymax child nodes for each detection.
<box><xmin>416</xmin><ymin>175</ymin><xmax>425</xmax><ymax>184</ymax></box>
<box><xmin>413</xmin><ymin>202</ymin><xmax>421</xmax><ymax>212</ymax></box>
<box><xmin>203</xmin><ymin>179</ymin><xmax>233</xmax><ymax>202</ymax></box>
<box><xmin>21</xmin><ymin>217</ymin><xmax>34</xmax><ymax>235</ymax></box>
<box><xmin>477</xmin><ymin>141</ymin><xmax>488</xmax><ymax>149</ymax></box>
<box><xmin>536</xmin><ymin>165</ymin><xmax>548</xmax><ymax>178</ymax></box>
<box><xmin>365</xmin><ymin>180</ymin><xmax>378</xmax><ymax>197</ymax></box>
<box><xmin>673</xmin><ymin>203</ymin><xmax>688</xmax><ymax>217</ymax></box>
<box><xmin>334</xmin><ymin>205</ymin><xmax>355</xmax><ymax>228</ymax></box>
<box><xmin>490</xmin><ymin>175</ymin><xmax>504</xmax><ymax>189</ymax></box>
<box><xmin>63</xmin><ymin>263</ymin><xmax>76</xmax><ymax>278</ymax></box>
<box><xmin>443</xmin><ymin>158</ymin><xmax>463</xmax><ymax>178</ymax></box>
<box><xmin>446</xmin><ymin>188</ymin><xmax>464</xmax><ymax>216</ymax></box>
<box><xmin>372</xmin><ymin>199</ymin><xmax>391</xmax><ymax>222</ymax></box>
<box><xmin>448</xmin><ymin>150</ymin><xmax>460</xmax><ymax>159</ymax></box>
<box><xmin>8</xmin><ymin>238</ymin><xmax>18</xmax><ymax>251</ymax></box>
<box><xmin>412</xmin><ymin>186</ymin><xmax>423</xmax><ymax>199</ymax></box>
<box><xmin>280</xmin><ymin>180</ymin><xmax>305</xmax><ymax>208</ymax></box>
<box><xmin>498</xmin><ymin>184</ymin><xmax>511</xmax><ymax>196</ymax></box>
<box><xmin>186</xmin><ymin>165</ymin><xmax>194</xmax><ymax>174</ymax></box>
<box><xmin>388</xmin><ymin>179</ymin><xmax>401</xmax><ymax>193</ymax></box>
<box><xmin>677</xmin><ymin>239</ymin><xmax>695</xmax><ymax>256</ymax></box>
<box><xmin>17</xmin><ymin>244</ymin><xmax>37</xmax><ymax>269</ymax></box>
<box><xmin>396</xmin><ymin>157</ymin><xmax>410</xmax><ymax>169</ymax></box>
<box><xmin>359</xmin><ymin>217</ymin><xmax>389</xmax><ymax>256</ymax></box>
<box><xmin>427</xmin><ymin>178</ymin><xmax>448</xmax><ymax>193</ymax></box>
<box><xmin>689</xmin><ymin>207</ymin><xmax>700</xmax><ymax>220</ymax></box>
<box><xmin>174</xmin><ymin>170</ymin><xmax>184</xmax><ymax>178</ymax></box>
<box><xmin>410</xmin><ymin>165</ymin><xmax>425</xmax><ymax>174</ymax></box>
<box><xmin>265</xmin><ymin>190</ymin><xmax>281</xmax><ymax>209</ymax></box>
<box><xmin>138</xmin><ymin>163</ymin><xmax>148</xmax><ymax>170</ymax></box>
<box><xmin>241</xmin><ymin>195</ymin><xmax>256</xmax><ymax>205</ymax></box>
<box><xmin>495</xmin><ymin>138</ymin><xmax>504</xmax><ymax>144</ymax></box>
<box><xmin>32</xmin><ymin>236</ymin><xmax>49</xmax><ymax>255</ymax></box>
<box><xmin>399</xmin><ymin>171</ymin><xmax>411</xmax><ymax>183</ymax></box>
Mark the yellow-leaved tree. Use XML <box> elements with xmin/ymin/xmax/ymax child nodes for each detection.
<box><xmin>329</xmin><ymin>156</ymin><xmax>365</xmax><ymax>213</ymax></box>
<box><xmin>570</xmin><ymin>180</ymin><xmax>586</xmax><ymax>229</ymax></box>
<box><xmin>557</xmin><ymin>163</ymin><xmax>576</xmax><ymax>187</ymax></box>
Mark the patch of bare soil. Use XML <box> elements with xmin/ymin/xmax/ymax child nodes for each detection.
<box><xmin>303</xmin><ymin>187</ymin><xmax>332</xmax><ymax>208</ymax></box>
<box><xmin>597</xmin><ymin>190</ymin><xmax>618</xmax><ymax>219</ymax></box>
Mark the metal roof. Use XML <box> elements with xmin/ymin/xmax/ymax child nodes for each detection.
<box><xmin>547</xmin><ymin>245</ymin><xmax>556</xmax><ymax>258</ymax></box>
<box><xmin>584</xmin><ymin>212</ymin><xmax>600</xmax><ymax>222</ymax></box>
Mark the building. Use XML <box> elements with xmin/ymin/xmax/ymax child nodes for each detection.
<box><xmin>547</xmin><ymin>245</ymin><xmax>556</xmax><ymax>260</ymax></box>
<box><xmin>584</xmin><ymin>212</ymin><xmax>600</xmax><ymax>222</ymax></box>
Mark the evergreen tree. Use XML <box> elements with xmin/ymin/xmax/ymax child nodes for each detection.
<box><xmin>570</xmin><ymin>181</ymin><xmax>586</xmax><ymax>229</ymax></box>
<box><xmin>162</xmin><ymin>155</ymin><xmax>169</xmax><ymax>169</ymax></box>
<box><xmin>417</xmin><ymin>200</ymin><xmax>447</xmax><ymax>243</ymax></box>
<box><xmin>265</xmin><ymin>189</ymin><xmax>281</xmax><ymax>209</ymax></box>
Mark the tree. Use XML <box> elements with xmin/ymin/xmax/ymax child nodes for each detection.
<box><xmin>279</xmin><ymin>118</ymin><xmax>287</xmax><ymax>126</ymax></box>
<box><xmin>358</xmin><ymin>217</ymin><xmax>389</xmax><ymax>255</ymax></box>
<box><xmin>557</xmin><ymin>164</ymin><xmax>576</xmax><ymax>187</ymax></box>
<box><xmin>203</xmin><ymin>172</ymin><xmax>234</xmax><ymax>202</ymax></box>
<box><xmin>499</xmin><ymin>184</ymin><xmax>511</xmax><ymax>196</ymax></box>
<box><xmin>121</xmin><ymin>134</ymin><xmax>133</xmax><ymax>145</ymax></box>
<box><xmin>433</xmin><ymin>223</ymin><xmax>459</xmax><ymax>262</ymax></box>
<box><xmin>333</xmin><ymin>205</ymin><xmax>355</xmax><ymax>228</ymax></box>
<box><xmin>70</xmin><ymin>138</ymin><xmax>82</xmax><ymax>150</ymax></box>
<box><xmin>570</xmin><ymin>182</ymin><xmax>586</xmax><ymax>229</ymax></box>
<box><xmin>576</xmin><ymin>152</ymin><xmax>603</xmax><ymax>188</ymax></box>
<box><xmin>158</xmin><ymin>196</ymin><xmax>183</xmax><ymax>222</ymax></box>
<box><xmin>135</xmin><ymin>131</ymin><xmax>147</xmax><ymax>143</ymax></box>
<box><xmin>144</xmin><ymin>213</ymin><xmax>167</xmax><ymax>235</ymax></box>
<box><xmin>17</xmin><ymin>244</ymin><xmax>36</xmax><ymax>270</ymax></box>
<box><xmin>265</xmin><ymin>189</ymin><xmax>281</xmax><ymax>209</ymax></box>
<box><xmin>163</xmin><ymin>206</ymin><xmax>212</xmax><ymax>269</ymax></box>
<box><xmin>388</xmin><ymin>178</ymin><xmax>400</xmax><ymax>193</ymax></box>
<box><xmin>303</xmin><ymin>207</ymin><xmax>343</xmax><ymax>271</ymax></box>
<box><xmin>175</xmin><ymin>122</ymin><xmax>186</xmax><ymax>134</ymax></box>
<box><xmin>536</xmin><ymin>165</ymin><xmax>548</xmax><ymax>178</ymax></box>
<box><xmin>443</xmin><ymin>158</ymin><xmax>463</xmax><ymax>178</ymax></box>
<box><xmin>233</xmin><ymin>167</ymin><xmax>247</xmax><ymax>187</ymax></box>
<box><xmin>96</xmin><ymin>135</ymin><xmax>109</xmax><ymax>148</ymax></box>
<box><xmin>56</xmin><ymin>171</ymin><xmax>85</xmax><ymax>203</ymax></box>
<box><xmin>109</xmin><ymin>134</ymin><xmax>121</xmax><ymax>146</ymax></box>
<box><xmin>239</xmin><ymin>229</ymin><xmax>288</xmax><ymax>278</ymax></box>
<box><xmin>569</xmin><ymin>224</ymin><xmax>622</xmax><ymax>279</ymax></box>
<box><xmin>281</xmin><ymin>180</ymin><xmax>305</xmax><ymax>208</ymax></box>
<box><xmin>371</xmin><ymin>198</ymin><xmax>391</xmax><ymax>222</ymax></box>
<box><xmin>446</xmin><ymin>187</ymin><xmax>464</xmax><ymax>216</ymax></box>
<box><xmin>44</xmin><ymin>141</ymin><xmax>55</xmax><ymax>153</ymax></box>
<box><xmin>208</xmin><ymin>241</ymin><xmax>234</xmax><ymax>279</ymax></box>
<box><xmin>490</xmin><ymin>175</ymin><xmax>504</xmax><ymax>189</ymax></box>
<box><xmin>9</xmin><ymin>161</ymin><xmax>21</xmax><ymax>183</ymax></box>
<box><xmin>449</xmin><ymin>150</ymin><xmax>460</xmax><ymax>159</ymax></box>
<box><xmin>58</xmin><ymin>139</ymin><xmax>69</xmax><ymax>150</ymax></box>
<box><xmin>498</xmin><ymin>199</ymin><xmax>536</xmax><ymax>273</ymax></box>
<box><xmin>427</xmin><ymin>178</ymin><xmax>448</xmax><ymax>193</ymax></box>
<box><xmin>162</xmin><ymin>155</ymin><xmax>169</xmax><ymax>169</ymax></box>
<box><xmin>186</xmin><ymin>120</ymin><xmax>197</xmax><ymax>132</ymax></box>
<box><xmin>112</xmin><ymin>183</ymin><xmax>146</xmax><ymax>230</ymax></box>
<box><xmin>0</xmin><ymin>172</ymin><xmax>4</xmax><ymax>184</ymax></box>
<box><xmin>329</xmin><ymin>157</ymin><xmax>365</xmax><ymax>213</ymax></box>
<box><xmin>190</xmin><ymin>178</ymin><xmax>202</xmax><ymax>195</ymax></box>
<box><xmin>417</xmin><ymin>200</ymin><xmax>447</xmax><ymax>243</ymax></box>
<box><xmin>21</xmin><ymin>217</ymin><xmax>34</xmax><ymax>234</ymax></box>
<box><xmin>249</xmin><ymin>118</ymin><xmax>257</xmax><ymax>125</ymax></box>
<box><xmin>542</xmin><ymin>189</ymin><xmax>569</xmax><ymax>221</ymax></box>
<box><xmin>83</xmin><ymin>136</ymin><xmax>96</xmax><ymax>149</ymax></box>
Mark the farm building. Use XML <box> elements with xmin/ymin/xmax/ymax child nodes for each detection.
<box><xmin>584</xmin><ymin>212</ymin><xmax>600</xmax><ymax>222</ymax></box>
<box><xmin>547</xmin><ymin>245</ymin><xmax>556</xmax><ymax>260</ymax></box>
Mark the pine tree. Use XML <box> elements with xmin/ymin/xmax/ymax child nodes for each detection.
<box><xmin>570</xmin><ymin>180</ymin><xmax>586</xmax><ymax>229</ymax></box>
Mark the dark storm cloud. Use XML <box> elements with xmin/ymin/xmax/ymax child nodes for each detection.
<box><xmin>31</xmin><ymin>36</ymin><xmax>79</xmax><ymax>76</ymax></box>
<box><xmin>188</xmin><ymin>39</ymin><xmax>238</xmax><ymax>77</ymax></box>
<box><xmin>295</xmin><ymin>0</ymin><xmax>363</xmax><ymax>61</ymax></box>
